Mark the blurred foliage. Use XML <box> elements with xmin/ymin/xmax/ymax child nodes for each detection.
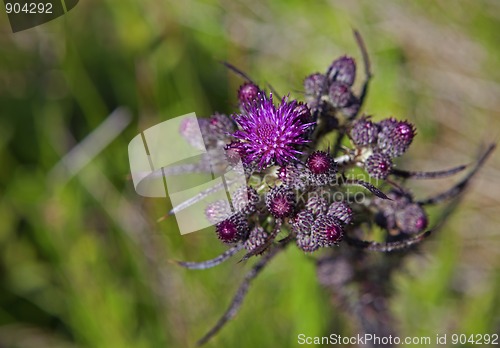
<box><xmin>0</xmin><ymin>0</ymin><xmax>499</xmax><ymax>347</ymax></box>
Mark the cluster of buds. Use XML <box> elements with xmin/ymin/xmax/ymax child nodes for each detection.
<box><xmin>172</xmin><ymin>35</ymin><xmax>493</xmax><ymax>345</ymax></box>
<box><xmin>176</xmin><ymin>50</ymin><xmax>483</xmax><ymax>258</ymax></box>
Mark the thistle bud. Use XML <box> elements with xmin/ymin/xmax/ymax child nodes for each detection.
<box><xmin>244</xmin><ymin>226</ymin><xmax>268</xmax><ymax>252</ymax></box>
<box><xmin>395</xmin><ymin>203</ymin><xmax>428</xmax><ymax>234</ymax></box>
<box><xmin>328</xmin><ymin>82</ymin><xmax>352</xmax><ymax>108</ymax></box>
<box><xmin>377</xmin><ymin>118</ymin><xmax>415</xmax><ymax>157</ymax></box>
<box><xmin>313</xmin><ymin>215</ymin><xmax>344</xmax><ymax>247</ymax></box>
<box><xmin>265</xmin><ymin>185</ymin><xmax>296</xmax><ymax>218</ymax></box>
<box><xmin>306</xmin><ymin>151</ymin><xmax>337</xmax><ymax>186</ymax></box>
<box><xmin>290</xmin><ymin>209</ymin><xmax>315</xmax><ymax>235</ymax></box>
<box><xmin>305</xmin><ymin>194</ymin><xmax>328</xmax><ymax>216</ymax></box>
<box><xmin>329</xmin><ymin>55</ymin><xmax>356</xmax><ymax>86</ymax></box>
<box><xmin>304</xmin><ymin>73</ymin><xmax>326</xmax><ymax>97</ymax></box>
<box><xmin>232</xmin><ymin>186</ymin><xmax>259</xmax><ymax>215</ymax></box>
<box><xmin>350</xmin><ymin>117</ymin><xmax>378</xmax><ymax>146</ymax></box>
<box><xmin>294</xmin><ymin>102</ymin><xmax>313</xmax><ymax>123</ymax></box>
<box><xmin>179</xmin><ymin>117</ymin><xmax>207</xmax><ymax>150</ymax></box>
<box><xmin>215</xmin><ymin>213</ymin><xmax>249</xmax><ymax>244</ymax></box>
<box><xmin>328</xmin><ymin>201</ymin><xmax>353</xmax><ymax>225</ymax></box>
<box><xmin>278</xmin><ymin>164</ymin><xmax>308</xmax><ymax>190</ymax></box>
<box><xmin>365</xmin><ymin>152</ymin><xmax>393</xmax><ymax>179</ymax></box>
<box><xmin>238</xmin><ymin>82</ymin><xmax>260</xmax><ymax>105</ymax></box>
<box><xmin>296</xmin><ymin>232</ymin><xmax>320</xmax><ymax>253</ymax></box>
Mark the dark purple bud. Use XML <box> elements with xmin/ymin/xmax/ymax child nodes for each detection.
<box><xmin>374</xmin><ymin>190</ymin><xmax>413</xmax><ymax>230</ymax></box>
<box><xmin>278</xmin><ymin>164</ymin><xmax>308</xmax><ymax>190</ymax></box>
<box><xmin>395</xmin><ymin>203</ymin><xmax>428</xmax><ymax>234</ymax></box>
<box><xmin>305</xmin><ymin>194</ymin><xmax>328</xmax><ymax>216</ymax></box>
<box><xmin>244</xmin><ymin>226</ymin><xmax>268</xmax><ymax>252</ymax></box>
<box><xmin>350</xmin><ymin>117</ymin><xmax>378</xmax><ymax>146</ymax></box>
<box><xmin>296</xmin><ymin>232</ymin><xmax>320</xmax><ymax>253</ymax></box>
<box><xmin>290</xmin><ymin>209</ymin><xmax>315</xmax><ymax>235</ymax></box>
<box><xmin>327</xmin><ymin>201</ymin><xmax>353</xmax><ymax>225</ymax></box>
<box><xmin>215</xmin><ymin>213</ymin><xmax>249</xmax><ymax>243</ymax></box>
<box><xmin>365</xmin><ymin>152</ymin><xmax>393</xmax><ymax>179</ymax></box>
<box><xmin>266</xmin><ymin>185</ymin><xmax>296</xmax><ymax>218</ymax></box>
<box><xmin>313</xmin><ymin>215</ymin><xmax>344</xmax><ymax>247</ymax></box>
<box><xmin>377</xmin><ymin>118</ymin><xmax>416</xmax><ymax>157</ymax></box>
<box><xmin>232</xmin><ymin>186</ymin><xmax>259</xmax><ymax>215</ymax></box>
<box><xmin>238</xmin><ymin>82</ymin><xmax>260</xmax><ymax>105</ymax></box>
<box><xmin>205</xmin><ymin>200</ymin><xmax>231</xmax><ymax>224</ymax></box>
<box><xmin>307</xmin><ymin>151</ymin><xmax>333</xmax><ymax>174</ymax></box>
<box><xmin>328</xmin><ymin>82</ymin><xmax>352</xmax><ymax>108</ymax></box>
<box><xmin>306</xmin><ymin>151</ymin><xmax>337</xmax><ymax>186</ymax></box>
<box><xmin>294</xmin><ymin>102</ymin><xmax>313</xmax><ymax>123</ymax></box>
<box><xmin>304</xmin><ymin>73</ymin><xmax>326</xmax><ymax>97</ymax></box>
<box><xmin>329</xmin><ymin>55</ymin><xmax>356</xmax><ymax>86</ymax></box>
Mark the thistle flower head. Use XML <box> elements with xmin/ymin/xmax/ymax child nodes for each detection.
<box><xmin>350</xmin><ymin>116</ymin><xmax>378</xmax><ymax>146</ymax></box>
<box><xmin>238</xmin><ymin>82</ymin><xmax>260</xmax><ymax>105</ymax></box>
<box><xmin>266</xmin><ymin>185</ymin><xmax>296</xmax><ymax>218</ymax></box>
<box><xmin>304</xmin><ymin>73</ymin><xmax>326</xmax><ymax>97</ymax></box>
<box><xmin>215</xmin><ymin>213</ymin><xmax>249</xmax><ymax>244</ymax></box>
<box><xmin>328</xmin><ymin>82</ymin><xmax>352</xmax><ymax>108</ymax></box>
<box><xmin>305</xmin><ymin>193</ymin><xmax>328</xmax><ymax>216</ymax></box>
<box><xmin>232</xmin><ymin>186</ymin><xmax>259</xmax><ymax>215</ymax></box>
<box><xmin>377</xmin><ymin>118</ymin><xmax>416</xmax><ymax>157</ymax></box>
<box><xmin>329</xmin><ymin>55</ymin><xmax>356</xmax><ymax>86</ymax></box>
<box><xmin>231</xmin><ymin>94</ymin><xmax>315</xmax><ymax>169</ymax></box>
<box><xmin>313</xmin><ymin>215</ymin><xmax>344</xmax><ymax>247</ymax></box>
<box><xmin>328</xmin><ymin>201</ymin><xmax>353</xmax><ymax>225</ymax></box>
<box><xmin>306</xmin><ymin>151</ymin><xmax>337</xmax><ymax>186</ymax></box>
<box><xmin>290</xmin><ymin>209</ymin><xmax>315</xmax><ymax>235</ymax></box>
<box><xmin>244</xmin><ymin>226</ymin><xmax>268</xmax><ymax>252</ymax></box>
<box><xmin>395</xmin><ymin>203</ymin><xmax>428</xmax><ymax>234</ymax></box>
<box><xmin>365</xmin><ymin>152</ymin><xmax>393</xmax><ymax>179</ymax></box>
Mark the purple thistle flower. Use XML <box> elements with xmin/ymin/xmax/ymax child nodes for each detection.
<box><xmin>231</xmin><ymin>94</ymin><xmax>315</xmax><ymax>169</ymax></box>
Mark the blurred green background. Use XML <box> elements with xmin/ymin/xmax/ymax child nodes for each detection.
<box><xmin>0</xmin><ymin>1</ymin><xmax>499</xmax><ymax>347</ymax></box>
